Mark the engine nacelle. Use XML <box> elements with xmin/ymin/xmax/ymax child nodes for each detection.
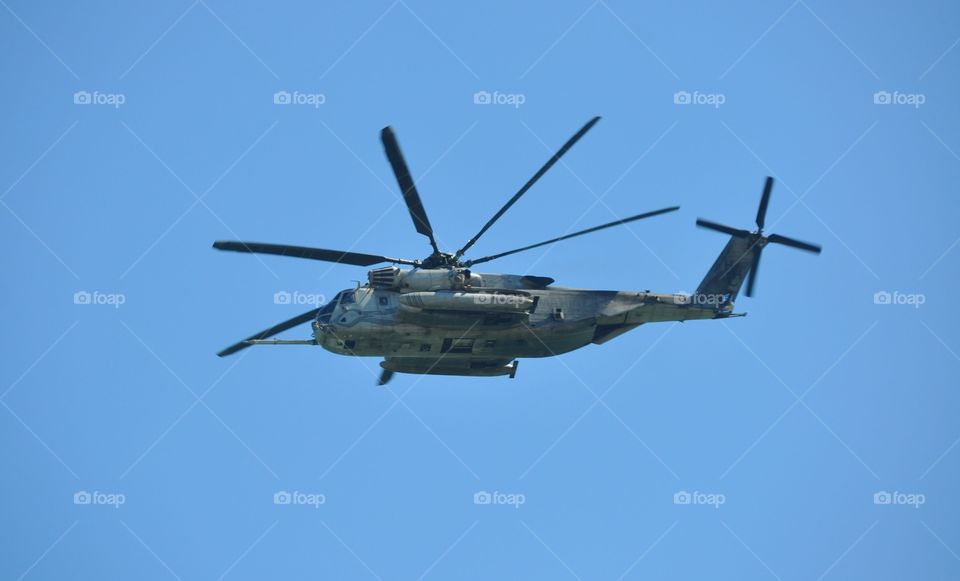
<box><xmin>368</xmin><ymin>266</ymin><xmax>400</xmax><ymax>288</ymax></box>
<box><xmin>367</xmin><ymin>267</ymin><xmax>483</xmax><ymax>291</ymax></box>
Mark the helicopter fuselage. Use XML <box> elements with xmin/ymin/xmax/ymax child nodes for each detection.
<box><xmin>309</xmin><ymin>267</ymin><xmax>732</xmax><ymax>379</ymax></box>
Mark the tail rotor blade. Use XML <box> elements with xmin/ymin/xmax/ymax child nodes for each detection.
<box><xmin>756</xmin><ymin>176</ymin><xmax>773</xmax><ymax>230</ymax></box>
<box><xmin>696</xmin><ymin>219</ymin><xmax>751</xmax><ymax>238</ymax></box>
<box><xmin>745</xmin><ymin>249</ymin><xmax>762</xmax><ymax>297</ymax></box>
<box><xmin>767</xmin><ymin>233</ymin><xmax>822</xmax><ymax>254</ymax></box>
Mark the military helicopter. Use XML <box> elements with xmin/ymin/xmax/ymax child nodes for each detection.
<box><xmin>213</xmin><ymin>117</ymin><xmax>821</xmax><ymax>385</ymax></box>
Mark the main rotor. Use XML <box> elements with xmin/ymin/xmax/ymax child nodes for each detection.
<box><xmin>213</xmin><ymin>117</ymin><xmax>678</xmax><ymax>271</ymax></box>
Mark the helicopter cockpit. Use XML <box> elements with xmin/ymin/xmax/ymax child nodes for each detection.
<box><xmin>316</xmin><ymin>288</ymin><xmax>374</xmax><ymax>325</ymax></box>
<box><xmin>315</xmin><ymin>292</ymin><xmax>343</xmax><ymax>324</ymax></box>
<box><xmin>317</xmin><ymin>290</ymin><xmax>353</xmax><ymax>323</ymax></box>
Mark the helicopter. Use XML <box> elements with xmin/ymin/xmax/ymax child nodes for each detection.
<box><xmin>213</xmin><ymin>117</ymin><xmax>821</xmax><ymax>385</ymax></box>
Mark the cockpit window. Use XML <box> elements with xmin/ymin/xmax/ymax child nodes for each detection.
<box><xmin>316</xmin><ymin>290</ymin><xmax>359</xmax><ymax>324</ymax></box>
<box><xmin>316</xmin><ymin>300</ymin><xmax>336</xmax><ymax>323</ymax></box>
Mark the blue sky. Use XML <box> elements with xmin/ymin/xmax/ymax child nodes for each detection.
<box><xmin>2</xmin><ymin>1</ymin><xmax>959</xmax><ymax>579</ymax></box>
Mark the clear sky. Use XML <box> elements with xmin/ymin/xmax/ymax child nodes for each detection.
<box><xmin>2</xmin><ymin>1</ymin><xmax>959</xmax><ymax>579</ymax></box>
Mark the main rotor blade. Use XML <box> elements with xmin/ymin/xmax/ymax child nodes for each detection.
<box><xmin>381</xmin><ymin>126</ymin><xmax>440</xmax><ymax>254</ymax></box>
<box><xmin>217</xmin><ymin>308</ymin><xmax>321</xmax><ymax>357</ymax></box>
<box><xmin>745</xmin><ymin>248</ymin><xmax>762</xmax><ymax>297</ymax></box>
<box><xmin>767</xmin><ymin>233</ymin><xmax>822</xmax><ymax>254</ymax></box>
<box><xmin>213</xmin><ymin>241</ymin><xmax>417</xmax><ymax>266</ymax></box>
<box><xmin>464</xmin><ymin>206</ymin><xmax>679</xmax><ymax>267</ymax></box>
<box><xmin>695</xmin><ymin>219</ymin><xmax>751</xmax><ymax>238</ymax></box>
<box><xmin>756</xmin><ymin>176</ymin><xmax>773</xmax><ymax>230</ymax></box>
<box><xmin>455</xmin><ymin>116</ymin><xmax>601</xmax><ymax>259</ymax></box>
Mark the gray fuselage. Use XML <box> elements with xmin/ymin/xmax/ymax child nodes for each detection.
<box><xmin>311</xmin><ymin>270</ymin><xmax>729</xmax><ymax>377</ymax></box>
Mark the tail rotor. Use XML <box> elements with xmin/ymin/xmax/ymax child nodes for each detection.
<box><xmin>696</xmin><ymin>177</ymin><xmax>822</xmax><ymax>297</ymax></box>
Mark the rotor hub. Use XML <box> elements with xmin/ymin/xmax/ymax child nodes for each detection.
<box><xmin>421</xmin><ymin>252</ymin><xmax>458</xmax><ymax>269</ymax></box>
